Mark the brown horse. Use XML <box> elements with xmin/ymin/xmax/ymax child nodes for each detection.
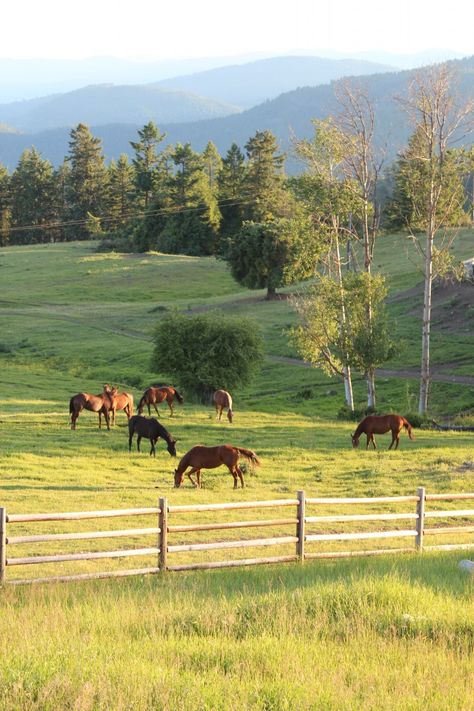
<box><xmin>128</xmin><ymin>415</ymin><xmax>177</xmax><ymax>457</ymax></box>
<box><xmin>69</xmin><ymin>386</ymin><xmax>117</xmax><ymax>430</ymax></box>
<box><xmin>352</xmin><ymin>414</ymin><xmax>414</xmax><ymax>450</ymax></box>
<box><xmin>138</xmin><ymin>386</ymin><xmax>184</xmax><ymax>417</ymax></box>
<box><xmin>103</xmin><ymin>385</ymin><xmax>134</xmax><ymax>425</ymax></box>
<box><xmin>213</xmin><ymin>389</ymin><xmax>233</xmax><ymax>423</ymax></box>
<box><xmin>174</xmin><ymin>444</ymin><xmax>260</xmax><ymax>489</ymax></box>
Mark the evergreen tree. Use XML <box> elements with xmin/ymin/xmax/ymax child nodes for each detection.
<box><xmin>107</xmin><ymin>154</ymin><xmax>135</xmax><ymax>227</ymax></box>
<box><xmin>65</xmin><ymin>124</ymin><xmax>107</xmax><ymax>240</ymax></box>
<box><xmin>0</xmin><ymin>163</ymin><xmax>10</xmax><ymax>246</ymax></box>
<box><xmin>218</xmin><ymin>143</ymin><xmax>247</xmax><ymax>241</ymax></box>
<box><xmin>130</xmin><ymin>121</ymin><xmax>166</xmax><ymax>209</ymax></box>
<box><xmin>244</xmin><ymin>130</ymin><xmax>288</xmax><ymax>220</ymax></box>
<box><xmin>10</xmin><ymin>148</ymin><xmax>57</xmax><ymax>244</ymax></box>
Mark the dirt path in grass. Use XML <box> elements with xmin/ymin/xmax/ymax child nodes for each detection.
<box><xmin>268</xmin><ymin>355</ymin><xmax>474</xmax><ymax>386</ymax></box>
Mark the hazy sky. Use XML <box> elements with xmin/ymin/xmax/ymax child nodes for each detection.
<box><xmin>2</xmin><ymin>0</ymin><xmax>473</xmax><ymax>59</ymax></box>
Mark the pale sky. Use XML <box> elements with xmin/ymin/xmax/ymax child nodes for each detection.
<box><xmin>2</xmin><ymin>0</ymin><xmax>473</xmax><ymax>59</ymax></box>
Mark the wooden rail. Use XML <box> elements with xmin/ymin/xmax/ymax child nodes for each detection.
<box><xmin>0</xmin><ymin>489</ymin><xmax>473</xmax><ymax>586</ymax></box>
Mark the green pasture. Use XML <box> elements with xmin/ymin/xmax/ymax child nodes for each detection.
<box><xmin>0</xmin><ymin>237</ymin><xmax>473</xmax><ymax>709</ymax></box>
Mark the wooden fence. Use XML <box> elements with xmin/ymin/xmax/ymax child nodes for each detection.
<box><xmin>1</xmin><ymin>488</ymin><xmax>474</xmax><ymax>585</ymax></box>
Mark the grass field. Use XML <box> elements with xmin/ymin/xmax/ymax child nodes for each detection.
<box><xmin>0</xmin><ymin>236</ymin><xmax>473</xmax><ymax>709</ymax></box>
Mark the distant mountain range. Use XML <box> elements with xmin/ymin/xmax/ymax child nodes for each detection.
<box><xmin>0</xmin><ymin>54</ymin><xmax>473</xmax><ymax>171</ymax></box>
<box><xmin>155</xmin><ymin>56</ymin><xmax>394</xmax><ymax>108</ymax></box>
<box><xmin>0</xmin><ymin>84</ymin><xmax>241</xmax><ymax>132</ymax></box>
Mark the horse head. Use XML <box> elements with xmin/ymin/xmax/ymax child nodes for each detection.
<box><xmin>174</xmin><ymin>468</ymin><xmax>184</xmax><ymax>487</ymax></box>
<box><xmin>227</xmin><ymin>409</ymin><xmax>233</xmax><ymax>424</ymax></box>
<box><xmin>351</xmin><ymin>434</ymin><xmax>360</xmax><ymax>448</ymax></box>
<box><xmin>167</xmin><ymin>438</ymin><xmax>178</xmax><ymax>457</ymax></box>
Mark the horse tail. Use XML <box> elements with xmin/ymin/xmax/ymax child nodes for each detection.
<box><xmin>173</xmin><ymin>388</ymin><xmax>184</xmax><ymax>404</ymax></box>
<box><xmin>69</xmin><ymin>397</ymin><xmax>75</xmax><ymax>414</ymax></box>
<box><xmin>403</xmin><ymin>418</ymin><xmax>415</xmax><ymax>440</ymax></box>
<box><xmin>127</xmin><ymin>393</ymin><xmax>134</xmax><ymax>415</ymax></box>
<box><xmin>234</xmin><ymin>447</ymin><xmax>260</xmax><ymax>466</ymax></box>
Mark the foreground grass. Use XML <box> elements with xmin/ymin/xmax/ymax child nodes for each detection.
<box><xmin>1</xmin><ymin>554</ymin><xmax>473</xmax><ymax>710</ymax></box>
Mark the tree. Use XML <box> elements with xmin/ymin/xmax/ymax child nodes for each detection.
<box><xmin>151</xmin><ymin>312</ymin><xmax>264</xmax><ymax>401</ymax></box>
<box><xmin>332</xmin><ymin>81</ymin><xmax>384</xmax><ymax>407</ymax></box>
<box><xmin>293</xmin><ymin>119</ymin><xmax>361</xmax><ymax>410</ymax></box>
<box><xmin>10</xmin><ymin>148</ymin><xmax>57</xmax><ymax>244</ymax></box>
<box><xmin>292</xmin><ymin>273</ymin><xmax>398</xmax><ymax>408</ymax></box>
<box><xmin>226</xmin><ymin>213</ymin><xmax>319</xmax><ymax>299</ymax></box>
<box><xmin>154</xmin><ymin>143</ymin><xmax>218</xmax><ymax>255</ymax></box>
<box><xmin>0</xmin><ymin>163</ymin><xmax>10</xmax><ymax>246</ymax></box>
<box><xmin>65</xmin><ymin>124</ymin><xmax>107</xmax><ymax>239</ymax></box>
<box><xmin>130</xmin><ymin>121</ymin><xmax>167</xmax><ymax>209</ymax></box>
<box><xmin>396</xmin><ymin>66</ymin><xmax>474</xmax><ymax>414</ymax></box>
<box><xmin>244</xmin><ymin>130</ymin><xmax>288</xmax><ymax>220</ymax></box>
<box><xmin>218</xmin><ymin>142</ymin><xmax>247</xmax><ymax>241</ymax></box>
<box><xmin>107</xmin><ymin>154</ymin><xmax>136</xmax><ymax>227</ymax></box>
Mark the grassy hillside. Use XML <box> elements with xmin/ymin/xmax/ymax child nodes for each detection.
<box><xmin>0</xmin><ymin>236</ymin><xmax>473</xmax><ymax>709</ymax></box>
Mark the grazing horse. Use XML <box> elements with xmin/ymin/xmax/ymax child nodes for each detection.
<box><xmin>213</xmin><ymin>389</ymin><xmax>233</xmax><ymax>423</ymax></box>
<box><xmin>69</xmin><ymin>386</ymin><xmax>117</xmax><ymax>430</ymax></box>
<box><xmin>128</xmin><ymin>415</ymin><xmax>177</xmax><ymax>457</ymax></box>
<box><xmin>352</xmin><ymin>414</ymin><xmax>414</xmax><ymax>450</ymax></box>
<box><xmin>174</xmin><ymin>444</ymin><xmax>260</xmax><ymax>489</ymax></box>
<box><xmin>102</xmin><ymin>384</ymin><xmax>134</xmax><ymax>425</ymax></box>
<box><xmin>137</xmin><ymin>386</ymin><xmax>184</xmax><ymax>417</ymax></box>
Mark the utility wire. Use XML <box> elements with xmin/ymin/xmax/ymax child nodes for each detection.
<box><xmin>0</xmin><ymin>196</ymin><xmax>258</xmax><ymax>236</ymax></box>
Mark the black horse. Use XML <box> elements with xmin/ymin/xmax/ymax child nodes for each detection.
<box><xmin>128</xmin><ymin>415</ymin><xmax>177</xmax><ymax>457</ymax></box>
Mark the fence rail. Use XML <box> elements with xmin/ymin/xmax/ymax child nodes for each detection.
<box><xmin>1</xmin><ymin>488</ymin><xmax>473</xmax><ymax>586</ymax></box>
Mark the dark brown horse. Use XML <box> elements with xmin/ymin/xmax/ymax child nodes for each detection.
<box><xmin>137</xmin><ymin>386</ymin><xmax>184</xmax><ymax>417</ymax></box>
<box><xmin>352</xmin><ymin>414</ymin><xmax>414</xmax><ymax>450</ymax></box>
<box><xmin>174</xmin><ymin>444</ymin><xmax>260</xmax><ymax>489</ymax></box>
<box><xmin>128</xmin><ymin>415</ymin><xmax>177</xmax><ymax>457</ymax></box>
<box><xmin>103</xmin><ymin>385</ymin><xmax>134</xmax><ymax>425</ymax></box>
<box><xmin>213</xmin><ymin>389</ymin><xmax>233</xmax><ymax>423</ymax></box>
<box><xmin>69</xmin><ymin>386</ymin><xmax>117</xmax><ymax>430</ymax></box>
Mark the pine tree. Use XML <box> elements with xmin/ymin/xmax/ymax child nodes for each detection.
<box><xmin>65</xmin><ymin>124</ymin><xmax>107</xmax><ymax>240</ymax></box>
<box><xmin>10</xmin><ymin>148</ymin><xmax>57</xmax><ymax>244</ymax></box>
<box><xmin>130</xmin><ymin>121</ymin><xmax>166</xmax><ymax>209</ymax></box>
<box><xmin>244</xmin><ymin>130</ymin><xmax>287</xmax><ymax>221</ymax></box>
<box><xmin>107</xmin><ymin>154</ymin><xmax>135</xmax><ymax>227</ymax></box>
<box><xmin>218</xmin><ymin>143</ymin><xmax>247</xmax><ymax>241</ymax></box>
<box><xmin>0</xmin><ymin>163</ymin><xmax>10</xmax><ymax>246</ymax></box>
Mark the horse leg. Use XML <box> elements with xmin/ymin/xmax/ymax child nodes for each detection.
<box><xmin>236</xmin><ymin>466</ymin><xmax>245</xmax><ymax>488</ymax></box>
<box><xmin>231</xmin><ymin>468</ymin><xmax>238</xmax><ymax>489</ymax></box>
<box><xmin>366</xmin><ymin>434</ymin><xmax>370</xmax><ymax>450</ymax></box>
<box><xmin>187</xmin><ymin>468</ymin><xmax>200</xmax><ymax>487</ymax></box>
<box><xmin>167</xmin><ymin>399</ymin><xmax>174</xmax><ymax>417</ymax></box>
<box><xmin>388</xmin><ymin>431</ymin><xmax>396</xmax><ymax>450</ymax></box>
<box><xmin>372</xmin><ymin>435</ymin><xmax>377</xmax><ymax>450</ymax></box>
<box><xmin>128</xmin><ymin>431</ymin><xmax>133</xmax><ymax>452</ymax></box>
<box><xmin>105</xmin><ymin>409</ymin><xmax>111</xmax><ymax>431</ymax></box>
<box><xmin>150</xmin><ymin>438</ymin><xmax>157</xmax><ymax>457</ymax></box>
<box><xmin>137</xmin><ymin>435</ymin><xmax>142</xmax><ymax>452</ymax></box>
<box><xmin>152</xmin><ymin>402</ymin><xmax>160</xmax><ymax>417</ymax></box>
<box><xmin>71</xmin><ymin>408</ymin><xmax>79</xmax><ymax>430</ymax></box>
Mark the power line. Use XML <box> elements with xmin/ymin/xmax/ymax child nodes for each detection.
<box><xmin>0</xmin><ymin>196</ymin><xmax>258</xmax><ymax>236</ymax></box>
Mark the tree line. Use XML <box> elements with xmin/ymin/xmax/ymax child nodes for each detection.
<box><xmin>1</xmin><ymin>65</ymin><xmax>473</xmax><ymax>416</ymax></box>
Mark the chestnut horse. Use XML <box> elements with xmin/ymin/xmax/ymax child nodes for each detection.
<box><xmin>352</xmin><ymin>414</ymin><xmax>414</xmax><ymax>450</ymax></box>
<box><xmin>128</xmin><ymin>415</ymin><xmax>177</xmax><ymax>457</ymax></box>
<box><xmin>137</xmin><ymin>386</ymin><xmax>183</xmax><ymax>417</ymax></box>
<box><xmin>213</xmin><ymin>389</ymin><xmax>233</xmax><ymax>423</ymax></box>
<box><xmin>174</xmin><ymin>444</ymin><xmax>260</xmax><ymax>489</ymax></box>
<box><xmin>103</xmin><ymin>384</ymin><xmax>134</xmax><ymax>425</ymax></box>
<box><xmin>69</xmin><ymin>386</ymin><xmax>117</xmax><ymax>430</ymax></box>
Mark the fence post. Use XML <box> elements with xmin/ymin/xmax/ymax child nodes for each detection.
<box><xmin>0</xmin><ymin>508</ymin><xmax>6</xmax><ymax>585</ymax></box>
<box><xmin>296</xmin><ymin>490</ymin><xmax>306</xmax><ymax>562</ymax></box>
<box><xmin>159</xmin><ymin>498</ymin><xmax>168</xmax><ymax>572</ymax></box>
<box><xmin>415</xmin><ymin>487</ymin><xmax>425</xmax><ymax>552</ymax></box>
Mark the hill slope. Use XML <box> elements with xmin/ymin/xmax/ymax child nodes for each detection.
<box><xmin>155</xmin><ymin>55</ymin><xmax>395</xmax><ymax>108</ymax></box>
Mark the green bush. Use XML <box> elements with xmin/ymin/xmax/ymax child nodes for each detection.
<box><xmin>151</xmin><ymin>311</ymin><xmax>264</xmax><ymax>401</ymax></box>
